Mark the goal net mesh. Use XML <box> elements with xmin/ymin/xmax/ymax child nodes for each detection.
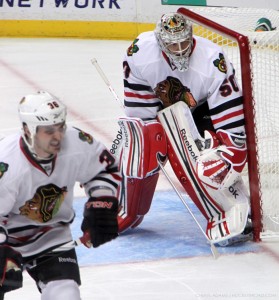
<box><xmin>178</xmin><ymin>7</ymin><xmax>279</xmax><ymax>239</ymax></box>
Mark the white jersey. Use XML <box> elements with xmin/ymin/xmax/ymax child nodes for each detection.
<box><xmin>0</xmin><ymin>127</ymin><xmax>120</xmax><ymax>258</ymax></box>
<box><xmin>123</xmin><ymin>31</ymin><xmax>245</xmax><ymax>134</ymax></box>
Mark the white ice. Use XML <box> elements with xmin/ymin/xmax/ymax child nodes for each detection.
<box><xmin>0</xmin><ymin>38</ymin><xmax>279</xmax><ymax>300</ymax></box>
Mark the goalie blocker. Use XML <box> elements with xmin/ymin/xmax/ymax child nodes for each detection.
<box><xmin>117</xmin><ymin>102</ymin><xmax>249</xmax><ymax>244</ymax></box>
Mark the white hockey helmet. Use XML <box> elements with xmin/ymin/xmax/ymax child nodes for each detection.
<box><xmin>154</xmin><ymin>12</ymin><xmax>193</xmax><ymax>72</ymax></box>
<box><xmin>18</xmin><ymin>91</ymin><xmax>67</xmax><ymax>150</ymax></box>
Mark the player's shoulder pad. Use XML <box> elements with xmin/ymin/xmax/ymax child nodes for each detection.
<box><xmin>63</xmin><ymin>127</ymin><xmax>95</xmax><ymax>153</ymax></box>
<box><xmin>0</xmin><ymin>134</ymin><xmax>22</xmax><ymax>180</ymax></box>
<box><xmin>126</xmin><ymin>31</ymin><xmax>161</xmax><ymax>64</ymax></box>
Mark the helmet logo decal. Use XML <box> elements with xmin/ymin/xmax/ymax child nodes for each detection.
<box><xmin>53</xmin><ymin>111</ymin><xmax>64</xmax><ymax>120</ymax></box>
<box><xmin>163</xmin><ymin>15</ymin><xmax>185</xmax><ymax>34</ymax></box>
<box><xmin>19</xmin><ymin>184</ymin><xmax>67</xmax><ymax>223</ymax></box>
<box><xmin>127</xmin><ymin>38</ymin><xmax>139</xmax><ymax>56</ymax></box>
<box><xmin>0</xmin><ymin>162</ymin><xmax>8</xmax><ymax>179</ymax></box>
<box><xmin>213</xmin><ymin>53</ymin><xmax>227</xmax><ymax>73</ymax></box>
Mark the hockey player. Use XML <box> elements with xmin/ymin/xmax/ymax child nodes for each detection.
<box><xmin>117</xmin><ymin>12</ymin><xmax>250</xmax><ymax>245</ymax></box>
<box><xmin>0</xmin><ymin>91</ymin><xmax>120</xmax><ymax>298</ymax></box>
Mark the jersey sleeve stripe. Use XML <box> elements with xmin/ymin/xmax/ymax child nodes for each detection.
<box><xmin>214</xmin><ymin>119</ymin><xmax>245</xmax><ymax>131</ymax></box>
<box><xmin>209</xmin><ymin>96</ymin><xmax>243</xmax><ymax>115</ymax></box>
<box><xmin>124</xmin><ymin>100</ymin><xmax>162</xmax><ymax>108</ymax></box>
<box><xmin>124</xmin><ymin>79</ymin><xmax>153</xmax><ymax>92</ymax></box>
<box><xmin>211</xmin><ymin>108</ymin><xmax>244</xmax><ymax>126</ymax></box>
<box><xmin>124</xmin><ymin>91</ymin><xmax>158</xmax><ymax>100</ymax></box>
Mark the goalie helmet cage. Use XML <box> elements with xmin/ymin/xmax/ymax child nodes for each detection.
<box><xmin>177</xmin><ymin>7</ymin><xmax>279</xmax><ymax>241</ymax></box>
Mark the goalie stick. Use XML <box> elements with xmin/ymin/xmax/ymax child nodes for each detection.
<box><xmin>91</xmin><ymin>58</ymin><xmax>124</xmax><ymax>109</ymax></box>
<box><xmin>91</xmin><ymin>58</ymin><xmax>220</xmax><ymax>259</ymax></box>
<box><xmin>157</xmin><ymin>157</ymin><xmax>219</xmax><ymax>259</ymax></box>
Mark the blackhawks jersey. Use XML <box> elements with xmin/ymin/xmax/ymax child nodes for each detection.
<box><xmin>123</xmin><ymin>31</ymin><xmax>245</xmax><ymax>134</ymax></box>
<box><xmin>0</xmin><ymin>127</ymin><xmax>120</xmax><ymax>258</ymax></box>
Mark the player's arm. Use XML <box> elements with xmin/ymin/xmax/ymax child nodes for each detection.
<box><xmin>208</xmin><ymin>51</ymin><xmax>245</xmax><ymax>135</ymax></box>
<box><xmin>123</xmin><ymin>34</ymin><xmax>168</xmax><ymax>121</ymax></box>
<box><xmin>77</xmin><ymin>135</ymin><xmax>121</xmax><ymax>248</ymax></box>
<box><xmin>123</xmin><ymin>60</ymin><xmax>162</xmax><ymax>120</ymax></box>
<box><xmin>0</xmin><ymin>226</ymin><xmax>23</xmax><ymax>293</ymax></box>
<box><xmin>198</xmin><ymin>52</ymin><xmax>247</xmax><ymax>187</ymax></box>
<box><xmin>0</xmin><ymin>166</ymin><xmax>23</xmax><ymax>293</ymax></box>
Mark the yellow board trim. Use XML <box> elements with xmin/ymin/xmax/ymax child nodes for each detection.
<box><xmin>0</xmin><ymin>20</ymin><xmax>156</xmax><ymax>39</ymax></box>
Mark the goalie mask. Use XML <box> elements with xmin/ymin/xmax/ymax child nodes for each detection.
<box><xmin>155</xmin><ymin>12</ymin><xmax>193</xmax><ymax>72</ymax></box>
<box><xmin>18</xmin><ymin>91</ymin><xmax>67</xmax><ymax>156</ymax></box>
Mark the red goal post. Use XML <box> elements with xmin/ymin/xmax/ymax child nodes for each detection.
<box><xmin>177</xmin><ymin>7</ymin><xmax>279</xmax><ymax>241</ymax></box>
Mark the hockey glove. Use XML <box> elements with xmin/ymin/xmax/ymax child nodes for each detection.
<box><xmin>81</xmin><ymin>196</ymin><xmax>119</xmax><ymax>248</ymax></box>
<box><xmin>216</xmin><ymin>129</ymin><xmax>247</xmax><ymax>174</ymax></box>
<box><xmin>197</xmin><ymin>130</ymin><xmax>247</xmax><ymax>189</ymax></box>
<box><xmin>0</xmin><ymin>245</ymin><xmax>23</xmax><ymax>293</ymax></box>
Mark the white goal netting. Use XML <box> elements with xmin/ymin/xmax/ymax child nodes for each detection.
<box><xmin>179</xmin><ymin>7</ymin><xmax>279</xmax><ymax>239</ymax></box>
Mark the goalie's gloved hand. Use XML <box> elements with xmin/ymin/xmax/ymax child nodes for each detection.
<box><xmin>216</xmin><ymin>129</ymin><xmax>247</xmax><ymax>173</ymax></box>
<box><xmin>81</xmin><ymin>196</ymin><xmax>119</xmax><ymax>248</ymax></box>
<box><xmin>0</xmin><ymin>245</ymin><xmax>23</xmax><ymax>293</ymax></box>
<box><xmin>197</xmin><ymin>130</ymin><xmax>246</xmax><ymax>189</ymax></box>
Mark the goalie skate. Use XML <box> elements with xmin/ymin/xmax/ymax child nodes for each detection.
<box><xmin>217</xmin><ymin>217</ymin><xmax>253</xmax><ymax>246</ymax></box>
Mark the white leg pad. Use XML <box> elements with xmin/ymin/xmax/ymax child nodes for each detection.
<box><xmin>207</xmin><ymin>201</ymin><xmax>249</xmax><ymax>243</ymax></box>
<box><xmin>158</xmin><ymin>101</ymin><xmax>250</xmax><ymax>243</ymax></box>
<box><xmin>40</xmin><ymin>279</ymin><xmax>81</xmax><ymax>300</ymax></box>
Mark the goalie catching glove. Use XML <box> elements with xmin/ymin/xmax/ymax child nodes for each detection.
<box><xmin>197</xmin><ymin>129</ymin><xmax>247</xmax><ymax>190</ymax></box>
<box><xmin>0</xmin><ymin>227</ymin><xmax>23</xmax><ymax>293</ymax></box>
<box><xmin>81</xmin><ymin>196</ymin><xmax>119</xmax><ymax>248</ymax></box>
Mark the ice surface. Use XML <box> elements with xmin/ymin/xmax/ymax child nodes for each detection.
<box><xmin>0</xmin><ymin>38</ymin><xmax>278</xmax><ymax>300</ymax></box>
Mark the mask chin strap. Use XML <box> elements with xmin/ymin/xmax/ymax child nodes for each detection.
<box><xmin>21</xmin><ymin>130</ymin><xmax>54</xmax><ymax>161</ymax></box>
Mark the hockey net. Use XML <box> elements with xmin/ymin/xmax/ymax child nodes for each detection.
<box><xmin>178</xmin><ymin>7</ymin><xmax>279</xmax><ymax>241</ymax></box>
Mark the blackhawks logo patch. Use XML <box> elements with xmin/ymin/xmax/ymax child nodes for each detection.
<box><xmin>74</xmin><ymin>127</ymin><xmax>93</xmax><ymax>144</ymax></box>
<box><xmin>154</xmin><ymin>76</ymin><xmax>197</xmax><ymax>108</ymax></box>
<box><xmin>127</xmin><ymin>38</ymin><xmax>139</xmax><ymax>56</ymax></box>
<box><xmin>19</xmin><ymin>184</ymin><xmax>67</xmax><ymax>223</ymax></box>
<box><xmin>213</xmin><ymin>53</ymin><xmax>227</xmax><ymax>73</ymax></box>
<box><xmin>0</xmin><ymin>162</ymin><xmax>8</xmax><ymax>179</ymax></box>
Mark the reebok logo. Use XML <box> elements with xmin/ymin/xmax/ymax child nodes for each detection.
<box><xmin>180</xmin><ymin>129</ymin><xmax>199</xmax><ymax>162</ymax></box>
<box><xmin>58</xmin><ymin>257</ymin><xmax>77</xmax><ymax>264</ymax></box>
<box><xmin>110</xmin><ymin>129</ymin><xmax>122</xmax><ymax>155</ymax></box>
